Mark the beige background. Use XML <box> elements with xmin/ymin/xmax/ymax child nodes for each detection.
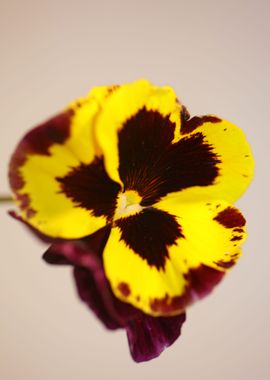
<box><xmin>0</xmin><ymin>0</ymin><xmax>269</xmax><ymax>379</ymax></box>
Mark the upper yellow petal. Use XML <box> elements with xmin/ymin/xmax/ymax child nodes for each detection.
<box><xmin>169</xmin><ymin>116</ymin><xmax>255</xmax><ymax>203</ymax></box>
<box><xmin>94</xmin><ymin>79</ymin><xmax>182</xmax><ymax>184</ymax></box>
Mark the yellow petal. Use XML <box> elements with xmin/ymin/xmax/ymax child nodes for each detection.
<box><xmin>155</xmin><ymin>198</ymin><xmax>246</xmax><ymax>271</ymax></box>
<box><xmin>103</xmin><ymin>198</ymin><xmax>244</xmax><ymax>316</ymax></box>
<box><xmin>9</xmin><ymin>88</ymin><xmax>120</xmax><ymax>239</ymax></box>
<box><xmin>95</xmin><ymin>79</ymin><xmax>182</xmax><ymax>184</ymax></box>
<box><xmin>167</xmin><ymin>115</ymin><xmax>255</xmax><ymax>203</ymax></box>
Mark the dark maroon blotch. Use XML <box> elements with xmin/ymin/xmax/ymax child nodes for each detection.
<box><xmin>22</xmin><ymin>110</ymin><xmax>73</xmax><ymax>156</ymax></box>
<box><xmin>233</xmin><ymin>228</ymin><xmax>244</xmax><ymax>233</ymax></box>
<box><xmin>118</xmin><ymin>282</ymin><xmax>131</xmax><ymax>297</ymax></box>
<box><xmin>230</xmin><ymin>236</ymin><xmax>243</xmax><ymax>242</ymax></box>
<box><xmin>116</xmin><ymin>208</ymin><xmax>184</xmax><ymax>270</ymax></box>
<box><xmin>14</xmin><ymin>194</ymin><xmax>36</xmax><ymax>218</ymax></box>
<box><xmin>214</xmin><ymin>260</ymin><xmax>236</xmax><ymax>269</ymax></box>
<box><xmin>150</xmin><ymin>265</ymin><xmax>224</xmax><ymax>314</ymax></box>
<box><xmin>118</xmin><ymin>108</ymin><xmax>221</xmax><ymax>206</ymax></box>
<box><xmin>214</xmin><ymin>207</ymin><xmax>246</xmax><ymax>228</ymax></box>
<box><xmin>181</xmin><ymin>115</ymin><xmax>221</xmax><ymax>135</ymax></box>
<box><xmin>57</xmin><ymin>157</ymin><xmax>121</xmax><ymax>220</ymax></box>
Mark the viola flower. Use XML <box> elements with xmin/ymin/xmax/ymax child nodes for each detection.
<box><xmin>9</xmin><ymin>79</ymin><xmax>254</xmax><ymax>362</ymax></box>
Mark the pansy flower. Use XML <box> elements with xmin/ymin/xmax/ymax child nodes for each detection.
<box><xmin>9</xmin><ymin>79</ymin><xmax>254</xmax><ymax>362</ymax></box>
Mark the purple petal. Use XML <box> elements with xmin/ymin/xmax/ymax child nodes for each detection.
<box><xmin>126</xmin><ymin>313</ymin><xmax>186</xmax><ymax>362</ymax></box>
<box><xmin>44</xmin><ymin>228</ymin><xmax>139</xmax><ymax>329</ymax></box>
<box><xmin>43</xmin><ymin>228</ymin><xmax>187</xmax><ymax>362</ymax></box>
<box><xmin>74</xmin><ymin>267</ymin><xmax>122</xmax><ymax>330</ymax></box>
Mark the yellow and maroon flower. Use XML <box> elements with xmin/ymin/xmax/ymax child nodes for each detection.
<box><xmin>9</xmin><ymin>79</ymin><xmax>254</xmax><ymax>361</ymax></box>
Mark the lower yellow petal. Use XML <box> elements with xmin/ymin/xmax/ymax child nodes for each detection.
<box><xmin>103</xmin><ymin>223</ymin><xmax>188</xmax><ymax>316</ymax></box>
<box><xmin>155</xmin><ymin>198</ymin><xmax>246</xmax><ymax>270</ymax></box>
<box><xmin>103</xmin><ymin>199</ymin><xmax>245</xmax><ymax>316</ymax></box>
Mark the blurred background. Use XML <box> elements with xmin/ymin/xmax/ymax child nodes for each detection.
<box><xmin>1</xmin><ymin>0</ymin><xmax>269</xmax><ymax>379</ymax></box>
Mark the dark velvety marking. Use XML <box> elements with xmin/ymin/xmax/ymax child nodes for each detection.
<box><xmin>150</xmin><ymin>265</ymin><xmax>224</xmax><ymax>314</ymax></box>
<box><xmin>11</xmin><ymin>110</ymin><xmax>73</xmax><ymax>169</ymax></box>
<box><xmin>57</xmin><ymin>157</ymin><xmax>121</xmax><ymax>220</ymax></box>
<box><xmin>116</xmin><ymin>208</ymin><xmax>183</xmax><ymax>270</ymax></box>
<box><xmin>181</xmin><ymin>114</ymin><xmax>221</xmax><ymax>135</ymax></box>
<box><xmin>9</xmin><ymin>153</ymin><xmax>26</xmax><ymax>191</ymax></box>
<box><xmin>118</xmin><ymin>282</ymin><xmax>131</xmax><ymax>297</ymax></box>
<box><xmin>150</xmin><ymin>294</ymin><xmax>188</xmax><ymax>315</ymax></box>
<box><xmin>233</xmin><ymin>228</ymin><xmax>244</xmax><ymax>233</ymax></box>
<box><xmin>15</xmin><ymin>194</ymin><xmax>36</xmax><ymax>218</ymax></box>
<box><xmin>214</xmin><ymin>260</ymin><xmax>236</xmax><ymax>269</ymax></box>
<box><xmin>214</xmin><ymin>207</ymin><xmax>246</xmax><ymax>228</ymax></box>
<box><xmin>118</xmin><ymin>108</ymin><xmax>220</xmax><ymax>206</ymax></box>
<box><xmin>22</xmin><ymin>110</ymin><xmax>73</xmax><ymax>155</ymax></box>
<box><xmin>230</xmin><ymin>235</ymin><xmax>243</xmax><ymax>241</ymax></box>
<box><xmin>184</xmin><ymin>265</ymin><xmax>224</xmax><ymax>296</ymax></box>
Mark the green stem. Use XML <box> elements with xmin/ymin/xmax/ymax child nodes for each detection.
<box><xmin>0</xmin><ymin>195</ymin><xmax>13</xmax><ymax>203</ymax></box>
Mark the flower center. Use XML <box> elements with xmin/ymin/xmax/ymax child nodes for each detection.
<box><xmin>114</xmin><ymin>190</ymin><xmax>143</xmax><ymax>220</ymax></box>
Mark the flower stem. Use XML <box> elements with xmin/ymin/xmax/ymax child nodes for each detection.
<box><xmin>0</xmin><ymin>195</ymin><xmax>13</xmax><ymax>203</ymax></box>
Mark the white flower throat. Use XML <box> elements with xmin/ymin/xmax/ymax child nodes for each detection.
<box><xmin>114</xmin><ymin>190</ymin><xmax>143</xmax><ymax>220</ymax></box>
